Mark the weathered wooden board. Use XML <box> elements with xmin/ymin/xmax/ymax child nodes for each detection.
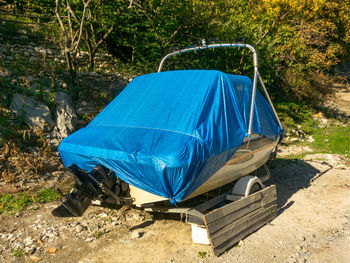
<box><xmin>194</xmin><ymin>192</ymin><xmax>228</xmax><ymax>213</ymax></box>
<box><xmin>213</xmin><ymin>205</ymin><xmax>277</xmax><ymax>256</ymax></box>
<box><xmin>204</xmin><ymin>186</ymin><xmax>276</xmax><ymax>224</ymax></box>
<box><xmin>201</xmin><ymin>185</ymin><xmax>277</xmax><ymax>256</ymax></box>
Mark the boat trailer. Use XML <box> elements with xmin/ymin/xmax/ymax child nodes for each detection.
<box><xmin>53</xmin><ymin>163</ymin><xmax>277</xmax><ymax>256</ymax></box>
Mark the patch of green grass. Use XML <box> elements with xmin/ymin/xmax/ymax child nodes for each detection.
<box><xmin>11</xmin><ymin>248</ymin><xmax>28</xmax><ymax>257</ymax></box>
<box><xmin>198</xmin><ymin>251</ymin><xmax>207</xmax><ymax>258</ymax></box>
<box><xmin>36</xmin><ymin>189</ymin><xmax>61</xmax><ymax>203</ymax></box>
<box><xmin>275</xmin><ymin>102</ymin><xmax>317</xmax><ymax>133</ymax></box>
<box><xmin>0</xmin><ymin>189</ymin><xmax>61</xmax><ymax>214</ymax></box>
<box><xmin>0</xmin><ymin>194</ymin><xmax>32</xmax><ymax>213</ymax></box>
<box><xmin>310</xmin><ymin>123</ymin><xmax>350</xmax><ymax>158</ymax></box>
<box><xmin>94</xmin><ymin>231</ymin><xmax>105</xmax><ymax>239</ymax></box>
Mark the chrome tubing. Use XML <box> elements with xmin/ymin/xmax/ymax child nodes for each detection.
<box><xmin>157</xmin><ymin>43</ymin><xmax>259</xmax><ymax>137</ymax></box>
<box><xmin>157</xmin><ymin>43</ymin><xmax>258</xmax><ymax>72</ymax></box>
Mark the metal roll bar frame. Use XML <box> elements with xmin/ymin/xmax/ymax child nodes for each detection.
<box><xmin>157</xmin><ymin>43</ymin><xmax>283</xmax><ymax>136</ymax></box>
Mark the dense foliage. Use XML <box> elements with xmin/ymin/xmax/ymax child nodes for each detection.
<box><xmin>4</xmin><ymin>0</ymin><xmax>350</xmax><ymax>104</ymax></box>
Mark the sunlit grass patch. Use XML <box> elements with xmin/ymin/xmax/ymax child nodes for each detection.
<box><xmin>0</xmin><ymin>189</ymin><xmax>61</xmax><ymax>214</ymax></box>
<box><xmin>310</xmin><ymin>123</ymin><xmax>350</xmax><ymax>159</ymax></box>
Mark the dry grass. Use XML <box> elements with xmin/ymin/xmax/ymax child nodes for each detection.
<box><xmin>0</xmin><ymin>128</ymin><xmax>60</xmax><ymax>185</ymax></box>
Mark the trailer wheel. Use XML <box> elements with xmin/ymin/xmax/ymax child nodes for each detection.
<box><xmin>232</xmin><ymin>175</ymin><xmax>264</xmax><ymax>197</ymax></box>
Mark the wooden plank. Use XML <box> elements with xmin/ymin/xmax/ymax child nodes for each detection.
<box><xmin>213</xmin><ymin>206</ymin><xmax>277</xmax><ymax>256</ymax></box>
<box><xmin>204</xmin><ymin>192</ymin><xmax>261</xmax><ymax>223</ymax></box>
<box><xmin>206</xmin><ymin>200</ymin><xmax>261</xmax><ymax>235</ymax></box>
<box><xmin>204</xmin><ymin>185</ymin><xmax>276</xmax><ymax>224</ymax></box>
<box><xmin>194</xmin><ymin>192</ymin><xmax>228</xmax><ymax>213</ymax></box>
<box><xmin>209</xmin><ymin>200</ymin><xmax>276</xmax><ymax>239</ymax></box>
<box><xmin>206</xmin><ymin>190</ymin><xmax>277</xmax><ymax>235</ymax></box>
<box><xmin>226</xmin><ymin>194</ymin><xmax>241</xmax><ymax>202</ymax></box>
<box><xmin>210</xmin><ymin>204</ymin><xmax>277</xmax><ymax>248</ymax></box>
<box><xmin>261</xmin><ymin>185</ymin><xmax>277</xmax><ymax>207</ymax></box>
<box><xmin>185</xmin><ymin>209</ymin><xmax>205</xmax><ymax>225</ymax></box>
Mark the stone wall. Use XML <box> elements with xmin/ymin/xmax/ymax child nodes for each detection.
<box><xmin>0</xmin><ymin>26</ymin><xmax>131</xmax><ymax>147</ymax></box>
<box><xmin>0</xmin><ymin>26</ymin><xmax>131</xmax><ymax>92</ymax></box>
<box><xmin>0</xmin><ymin>42</ymin><xmax>117</xmax><ymax>75</ymax></box>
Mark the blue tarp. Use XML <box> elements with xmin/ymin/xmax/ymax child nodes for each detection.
<box><xmin>58</xmin><ymin>70</ymin><xmax>281</xmax><ymax>204</ymax></box>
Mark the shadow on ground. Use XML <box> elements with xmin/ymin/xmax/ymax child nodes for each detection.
<box><xmin>266</xmin><ymin>158</ymin><xmax>332</xmax><ymax>215</ymax></box>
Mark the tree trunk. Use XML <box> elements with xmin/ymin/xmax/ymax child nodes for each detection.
<box><xmin>64</xmin><ymin>48</ymin><xmax>77</xmax><ymax>87</ymax></box>
<box><xmin>85</xmin><ymin>30</ymin><xmax>95</xmax><ymax>70</ymax></box>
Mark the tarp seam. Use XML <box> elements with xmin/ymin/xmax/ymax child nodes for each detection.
<box><xmin>88</xmin><ymin>124</ymin><xmax>205</xmax><ymax>142</ymax></box>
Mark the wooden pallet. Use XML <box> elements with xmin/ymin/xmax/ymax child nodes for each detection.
<box><xmin>186</xmin><ymin>185</ymin><xmax>277</xmax><ymax>256</ymax></box>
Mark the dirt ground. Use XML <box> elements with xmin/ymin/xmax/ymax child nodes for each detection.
<box><xmin>334</xmin><ymin>85</ymin><xmax>350</xmax><ymax>116</ymax></box>
<box><xmin>1</xmin><ymin>150</ymin><xmax>349</xmax><ymax>263</ymax></box>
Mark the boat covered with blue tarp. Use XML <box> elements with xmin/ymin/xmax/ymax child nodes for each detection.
<box><xmin>58</xmin><ymin>69</ymin><xmax>281</xmax><ymax>205</ymax></box>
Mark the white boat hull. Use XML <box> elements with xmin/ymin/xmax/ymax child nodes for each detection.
<box><xmin>130</xmin><ymin>135</ymin><xmax>278</xmax><ymax>207</ymax></box>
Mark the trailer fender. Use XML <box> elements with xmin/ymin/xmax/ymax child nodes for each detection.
<box><xmin>232</xmin><ymin>175</ymin><xmax>264</xmax><ymax>197</ymax></box>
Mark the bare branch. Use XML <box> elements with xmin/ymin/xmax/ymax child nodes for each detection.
<box><xmin>73</xmin><ymin>0</ymin><xmax>91</xmax><ymax>54</ymax></box>
<box><xmin>128</xmin><ymin>1</ymin><xmax>162</xmax><ymax>45</ymax></box>
<box><xmin>95</xmin><ymin>25</ymin><xmax>114</xmax><ymax>50</ymax></box>
<box><xmin>66</xmin><ymin>0</ymin><xmax>80</xmax><ymax>21</ymax></box>
<box><xmin>163</xmin><ymin>26</ymin><xmax>182</xmax><ymax>48</ymax></box>
<box><xmin>90</xmin><ymin>23</ymin><xmax>96</xmax><ymax>46</ymax></box>
<box><xmin>55</xmin><ymin>0</ymin><xmax>69</xmax><ymax>45</ymax></box>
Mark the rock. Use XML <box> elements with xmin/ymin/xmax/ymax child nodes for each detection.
<box><xmin>31</xmin><ymin>256</ymin><xmax>42</xmax><ymax>262</ymax></box>
<box><xmin>0</xmin><ymin>69</ymin><xmax>11</xmax><ymax>77</ymax></box>
<box><xmin>238</xmin><ymin>240</ymin><xmax>245</xmax><ymax>246</ymax></box>
<box><xmin>290</xmin><ymin>138</ymin><xmax>299</xmax><ymax>143</ymax></box>
<box><xmin>296</xmin><ymin>245</ymin><xmax>303</xmax><ymax>251</ymax></box>
<box><xmin>47</xmin><ymin>247</ymin><xmax>57</xmax><ymax>253</ymax></box>
<box><xmin>109</xmin><ymin>79</ymin><xmax>127</xmax><ymax>96</ymax></box>
<box><xmin>307</xmin><ymin>136</ymin><xmax>315</xmax><ymax>143</ymax></box>
<box><xmin>24</xmin><ymin>237</ymin><xmax>34</xmax><ymax>246</ymax></box>
<box><xmin>50</xmin><ymin>92</ymin><xmax>78</xmax><ymax>145</ymax></box>
<box><xmin>29</xmin><ymin>56</ymin><xmax>38</xmax><ymax>63</ymax></box>
<box><xmin>29</xmin><ymin>83</ymin><xmax>39</xmax><ymax>94</ymax></box>
<box><xmin>88</xmin><ymin>72</ymin><xmax>99</xmax><ymax>77</ymax></box>
<box><xmin>131</xmin><ymin>230</ymin><xmax>141</xmax><ymax>239</ymax></box>
<box><xmin>335</xmin><ymin>164</ymin><xmax>346</xmax><ymax>170</ymax></box>
<box><xmin>10</xmin><ymin>93</ymin><xmax>55</xmax><ymax>130</ymax></box>
<box><xmin>17</xmin><ymin>29</ymin><xmax>27</xmax><ymax>35</ymax></box>
<box><xmin>98</xmin><ymin>213</ymin><xmax>108</xmax><ymax>218</ymax></box>
<box><xmin>76</xmin><ymin>225</ymin><xmax>84</xmax><ymax>233</ymax></box>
